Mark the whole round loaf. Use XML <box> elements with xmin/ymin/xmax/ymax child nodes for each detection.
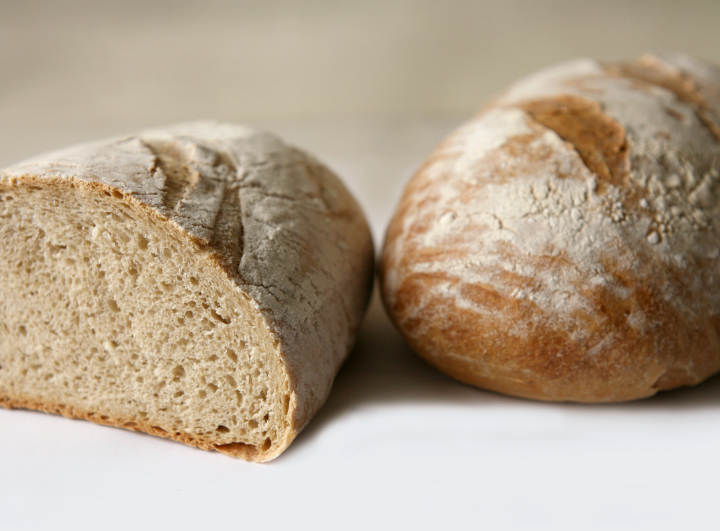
<box><xmin>0</xmin><ymin>122</ymin><xmax>374</xmax><ymax>460</ymax></box>
<box><xmin>381</xmin><ymin>54</ymin><xmax>720</xmax><ymax>402</ymax></box>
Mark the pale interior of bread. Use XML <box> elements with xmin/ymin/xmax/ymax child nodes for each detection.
<box><xmin>0</xmin><ymin>179</ymin><xmax>292</xmax><ymax>461</ymax></box>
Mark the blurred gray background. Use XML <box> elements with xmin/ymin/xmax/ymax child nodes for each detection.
<box><xmin>2</xmin><ymin>0</ymin><xmax>719</xmax><ymax>235</ymax></box>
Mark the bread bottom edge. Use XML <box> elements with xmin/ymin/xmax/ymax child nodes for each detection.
<box><xmin>0</xmin><ymin>394</ymin><xmax>284</xmax><ymax>462</ymax></box>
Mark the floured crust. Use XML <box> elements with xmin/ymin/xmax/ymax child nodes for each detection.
<box><xmin>381</xmin><ymin>54</ymin><xmax>720</xmax><ymax>402</ymax></box>
<box><xmin>0</xmin><ymin>122</ymin><xmax>374</xmax><ymax>460</ymax></box>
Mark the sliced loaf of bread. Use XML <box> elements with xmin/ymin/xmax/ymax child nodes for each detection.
<box><xmin>0</xmin><ymin>122</ymin><xmax>374</xmax><ymax>461</ymax></box>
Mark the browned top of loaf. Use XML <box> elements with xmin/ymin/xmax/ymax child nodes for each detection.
<box><xmin>382</xmin><ymin>54</ymin><xmax>720</xmax><ymax>401</ymax></box>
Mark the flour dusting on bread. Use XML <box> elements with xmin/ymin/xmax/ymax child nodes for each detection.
<box><xmin>382</xmin><ymin>55</ymin><xmax>720</xmax><ymax>402</ymax></box>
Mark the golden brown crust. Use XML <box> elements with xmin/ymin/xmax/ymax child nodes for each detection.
<box><xmin>386</xmin><ymin>252</ymin><xmax>720</xmax><ymax>402</ymax></box>
<box><xmin>607</xmin><ymin>55</ymin><xmax>720</xmax><ymax>141</ymax></box>
<box><xmin>381</xmin><ymin>55</ymin><xmax>720</xmax><ymax>402</ymax></box>
<box><xmin>0</xmin><ymin>395</ymin><xmax>263</xmax><ymax>460</ymax></box>
<box><xmin>517</xmin><ymin>95</ymin><xmax>630</xmax><ymax>190</ymax></box>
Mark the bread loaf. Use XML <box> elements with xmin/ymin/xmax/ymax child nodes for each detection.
<box><xmin>0</xmin><ymin>122</ymin><xmax>374</xmax><ymax>461</ymax></box>
<box><xmin>381</xmin><ymin>54</ymin><xmax>720</xmax><ymax>402</ymax></box>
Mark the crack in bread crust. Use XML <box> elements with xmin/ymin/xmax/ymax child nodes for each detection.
<box><xmin>606</xmin><ymin>54</ymin><xmax>720</xmax><ymax>141</ymax></box>
<box><xmin>518</xmin><ymin>94</ymin><xmax>630</xmax><ymax>193</ymax></box>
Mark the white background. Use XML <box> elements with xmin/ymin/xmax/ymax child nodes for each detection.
<box><xmin>2</xmin><ymin>2</ymin><xmax>720</xmax><ymax>530</ymax></box>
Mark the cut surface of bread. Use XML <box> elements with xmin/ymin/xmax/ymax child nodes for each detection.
<box><xmin>0</xmin><ymin>122</ymin><xmax>374</xmax><ymax>461</ymax></box>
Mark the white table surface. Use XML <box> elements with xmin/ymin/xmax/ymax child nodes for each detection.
<box><xmin>1</xmin><ymin>119</ymin><xmax>720</xmax><ymax>531</ymax></box>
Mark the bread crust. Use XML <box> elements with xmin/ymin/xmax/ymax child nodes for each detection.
<box><xmin>381</xmin><ymin>54</ymin><xmax>720</xmax><ymax>402</ymax></box>
<box><xmin>0</xmin><ymin>395</ymin><xmax>264</xmax><ymax>459</ymax></box>
<box><xmin>0</xmin><ymin>122</ymin><xmax>374</xmax><ymax>460</ymax></box>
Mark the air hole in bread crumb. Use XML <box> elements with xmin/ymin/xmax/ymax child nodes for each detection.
<box><xmin>208</xmin><ymin>354</ymin><xmax>218</xmax><ymax>361</ymax></box>
<box><xmin>248</xmin><ymin>419</ymin><xmax>258</xmax><ymax>429</ymax></box>
<box><xmin>189</xmin><ymin>276</ymin><xmax>199</xmax><ymax>285</ymax></box>
<box><xmin>197</xmin><ymin>389</ymin><xmax>207</xmax><ymax>399</ymax></box>
<box><xmin>136</xmin><ymin>235</ymin><xmax>148</xmax><ymax>250</ymax></box>
<box><xmin>215</xmin><ymin>441</ymin><xmax>257</xmax><ymax>458</ymax></box>
<box><xmin>185</xmin><ymin>310</ymin><xmax>194</xmax><ymax>318</ymax></box>
<box><xmin>174</xmin><ymin>391</ymin><xmax>184</xmax><ymax>398</ymax></box>
<box><xmin>225</xmin><ymin>349</ymin><xmax>238</xmax><ymax>363</ymax></box>
<box><xmin>172</xmin><ymin>365</ymin><xmax>185</xmax><ymax>381</ymax></box>
<box><xmin>226</xmin><ymin>375</ymin><xmax>237</xmax><ymax>388</ymax></box>
<box><xmin>163</xmin><ymin>248</ymin><xmax>172</xmax><ymax>259</ymax></box>
<box><xmin>216</xmin><ymin>425</ymin><xmax>229</xmax><ymax>433</ymax></box>
<box><xmin>282</xmin><ymin>395</ymin><xmax>290</xmax><ymax>415</ymax></box>
<box><xmin>111</xmin><ymin>190</ymin><xmax>123</xmax><ymax>199</ymax></box>
<box><xmin>207</xmin><ymin>383</ymin><xmax>218</xmax><ymax>393</ymax></box>
<box><xmin>235</xmin><ymin>390</ymin><xmax>243</xmax><ymax>405</ymax></box>
<box><xmin>107</xmin><ymin>299</ymin><xmax>120</xmax><ymax>313</ymax></box>
<box><xmin>18</xmin><ymin>325</ymin><xmax>26</xmax><ymax>336</ymax></box>
<box><xmin>209</xmin><ymin>309</ymin><xmax>230</xmax><ymax>324</ymax></box>
<box><xmin>261</xmin><ymin>439</ymin><xmax>271</xmax><ymax>452</ymax></box>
